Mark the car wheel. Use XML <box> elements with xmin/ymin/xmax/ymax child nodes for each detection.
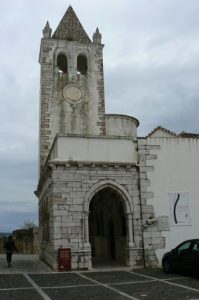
<box><xmin>162</xmin><ymin>259</ymin><xmax>173</xmax><ymax>273</ymax></box>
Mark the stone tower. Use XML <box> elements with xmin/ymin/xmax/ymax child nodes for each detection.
<box><xmin>36</xmin><ymin>6</ymin><xmax>165</xmax><ymax>271</ymax></box>
<box><xmin>39</xmin><ymin>6</ymin><xmax>106</xmax><ymax>174</ymax></box>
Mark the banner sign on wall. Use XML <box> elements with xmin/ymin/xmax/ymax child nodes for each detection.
<box><xmin>169</xmin><ymin>192</ymin><xmax>191</xmax><ymax>226</ymax></box>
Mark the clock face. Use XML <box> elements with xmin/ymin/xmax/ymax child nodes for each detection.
<box><xmin>63</xmin><ymin>85</ymin><xmax>82</xmax><ymax>102</ymax></box>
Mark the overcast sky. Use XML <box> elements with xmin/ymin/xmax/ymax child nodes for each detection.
<box><xmin>1</xmin><ymin>0</ymin><xmax>199</xmax><ymax>232</ymax></box>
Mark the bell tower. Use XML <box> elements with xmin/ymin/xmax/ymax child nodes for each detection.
<box><xmin>36</xmin><ymin>6</ymin><xmax>146</xmax><ymax>272</ymax></box>
<box><xmin>39</xmin><ymin>6</ymin><xmax>106</xmax><ymax>174</ymax></box>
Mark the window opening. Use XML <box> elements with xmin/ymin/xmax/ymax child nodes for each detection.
<box><xmin>77</xmin><ymin>55</ymin><xmax>87</xmax><ymax>75</ymax></box>
<box><xmin>57</xmin><ymin>54</ymin><xmax>68</xmax><ymax>74</ymax></box>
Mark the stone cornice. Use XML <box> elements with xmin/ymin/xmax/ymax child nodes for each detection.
<box><xmin>48</xmin><ymin>160</ymin><xmax>138</xmax><ymax>168</ymax></box>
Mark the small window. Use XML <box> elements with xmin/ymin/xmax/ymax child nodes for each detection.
<box><xmin>192</xmin><ymin>242</ymin><xmax>199</xmax><ymax>251</ymax></box>
<box><xmin>77</xmin><ymin>55</ymin><xmax>87</xmax><ymax>75</ymax></box>
<box><xmin>177</xmin><ymin>241</ymin><xmax>191</xmax><ymax>254</ymax></box>
<box><xmin>57</xmin><ymin>54</ymin><xmax>68</xmax><ymax>74</ymax></box>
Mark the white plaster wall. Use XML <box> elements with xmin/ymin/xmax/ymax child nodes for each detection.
<box><xmin>50</xmin><ymin>135</ymin><xmax>138</xmax><ymax>164</ymax></box>
<box><xmin>146</xmin><ymin>137</ymin><xmax>199</xmax><ymax>264</ymax></box>
<box><xmin>149</xmin><ymin>129</ymin><xmax>175</xmax><ymax>138</ymax></box>
<box><xmin>106</xmin><ymin>115</ymin><xmax>138</xmax><ymax>137</ymax></box>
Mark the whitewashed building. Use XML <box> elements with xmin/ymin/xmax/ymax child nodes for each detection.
<box><xmin>35</xmin><ymin>7</ymin><xmax>199</xmax><ymax>270</ymax></box>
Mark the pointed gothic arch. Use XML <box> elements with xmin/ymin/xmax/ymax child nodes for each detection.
<box><xmin>83</xmin><ymin>179</ymin><xmax>134</xmax><ymax>266</ymax></box>
<box><xmin>83</xmin><ymin>179</ymin><xmax>133</xmax><ymax>214</ymax></box>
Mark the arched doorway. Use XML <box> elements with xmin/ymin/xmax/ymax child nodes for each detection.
<box><xmin>89</xmin><ymin>187</ymin><xmax>127</xmax><ymax>265</ymax></box>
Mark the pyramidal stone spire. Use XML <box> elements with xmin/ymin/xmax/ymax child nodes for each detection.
<box><xmin>43</xmin><ymin>21</ymin><xmax>52</xmax><ymax>38</ymax></box>
<box><xmin>52</xmin><ymin>6</ymin><xmax>91</xmax><ymax>43</ymax></box>
<box><xmin>93</xmin><ymin>27</ymin><xmax>102</xmax><ymax>44</ymax></box>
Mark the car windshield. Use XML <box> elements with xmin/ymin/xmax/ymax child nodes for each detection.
<box><xmin>177</xmin><ymin>241</ymin><xmax>191</xmax><ymax>254</ymax></box>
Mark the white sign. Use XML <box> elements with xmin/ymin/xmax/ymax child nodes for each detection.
<box><xmin>169</xmin><ymin>192</ymin><xmax>191</xmax><ymax>226</ymax></box>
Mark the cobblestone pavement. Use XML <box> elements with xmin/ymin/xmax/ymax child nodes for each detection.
<box><xmin>0</xmin><ymin>255</ymin><xmax>199</xmax><ymax>299</ymax></box>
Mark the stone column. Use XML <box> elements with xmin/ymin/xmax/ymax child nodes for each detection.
<box><xmin>125</xmin><ymin>213</ymin><xmax>136</xmax><ymax>267</ymax></box>
<box><xmin>83</xmin><ymin>211</ymin><xmax>90</xmax><ymax>248</ymax></box>
<box><xmin>82</xmin><ymin>211</ymin><xmax>92</xmax><ymax>269</ymax></box>
<box><xmin>126</xmin><ymin>213</ymin><xmax>134</xmax><ymax>247</ymax></box>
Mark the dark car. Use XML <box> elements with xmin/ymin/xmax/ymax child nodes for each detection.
<box><xmin>162</xmin><ymin>239</ymin><xmax>199</xmax><ymax>274</ymax></box>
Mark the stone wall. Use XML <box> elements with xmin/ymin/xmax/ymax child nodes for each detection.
<box><xmin>39</xmin><ymin>37</ymin><xmax>106</xmax><ymax>175</ymax></box>
<box><xmin>0</xmin><ymin>236</ymin><xmax>7</xmax><ymax>253</ymax></box>
<box><xmin>0</xmin><ymin>228</ymin><xmax>39</xmax><ymax>254</ymax></box>
<box><xmin>38</xmin><ymin>162</ymin><xmax>144</xmax><ymax>270</ymax></box>
<box><xmin>138</xmin><ymin>138</ymin><xmax>165</xmax><ymax>267</ymax></box>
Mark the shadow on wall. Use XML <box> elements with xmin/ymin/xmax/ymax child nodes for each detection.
<box><xmin>0</xmin><ymin>228</ymin><xmax>39</xmax><ymax>254</ymax></box>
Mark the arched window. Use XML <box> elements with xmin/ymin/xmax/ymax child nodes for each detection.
<box><xmin>57</xmin><ymin>54</ymin><xmax>68</xmax><ymax>74</ymax></box>
<box><xmin>77</xmin><ymin>54</ymin><xmax>87</xmax><ymax>75</ymax></box>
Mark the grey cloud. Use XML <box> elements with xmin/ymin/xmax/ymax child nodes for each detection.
<box><xmin>105</xmin><ymin>53</ymin><xmax>199</xmax><ymax>135</ymax></box>
<box><xmin>0</xmin><ymin>211</ymin><xmax>38</xmax><ymax>233</ymax></box>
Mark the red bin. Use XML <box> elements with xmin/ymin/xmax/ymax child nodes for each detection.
<box><xmin>58</xmin><ymin>248</ymin><xmax>71</xmax><ymax>271</ymax></box>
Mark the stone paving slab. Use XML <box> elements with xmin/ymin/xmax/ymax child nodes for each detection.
<box><xmin>112</xmin><ymin>280</ymin><xmax>199</xmax><ymax>300</ymax></box>
<box><xmin>168</xmin><ymin>276</ymin><xmax>199</xmax><ymax>290</ymax></box>
<box><xmin>44</xmin><ymin>285</ymin><xmax>127</xmax><ymax>300</ymax></box>
<box><xmin>130</xmin><ymin>268</ymin><xmax>185</xmax><ymax>279</ymax></box>
<box><xmin>0</xmin><ymin>274</ymin><xmax>31</xmax><ymax>288</ymax></box>
<box><xmin>29</xmin><ymin>273</ymin><xmax>94</xmax><ymax>287</ymax></box>
<box><xmin>0</xmin><ymin>257</ymin><xmax>199</xmax><ymax>300</ymax></box>
<box><xmin>81</xmin><ymin>270</ymin><xmax>150</xmax><ymax>284</ymax></box>
<box><xmin>0</xmin><ymin>289</ymin><xmax>44</xmax><ymax>300</ymax></box>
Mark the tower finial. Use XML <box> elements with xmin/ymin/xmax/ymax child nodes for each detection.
<box><xmin>93</xmin><ymin>27</ymin><xmax>102</xmax><ymax>44</ymax></box>
<box><xmin>43</xmin><ymin>21</ymin><xmax>52</xmax><ymax>39</ymax></box>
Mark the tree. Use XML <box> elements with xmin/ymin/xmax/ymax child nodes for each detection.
<box><xmin>23</xmin><ymin>220</ymin><xmax>37</xmax><ymax>230</ymax></box>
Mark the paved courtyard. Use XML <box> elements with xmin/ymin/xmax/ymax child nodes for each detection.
<box><xmin>0</xmin><ymin>254</ymin><xmax>199</xmax><ymax>299</ymax></box>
